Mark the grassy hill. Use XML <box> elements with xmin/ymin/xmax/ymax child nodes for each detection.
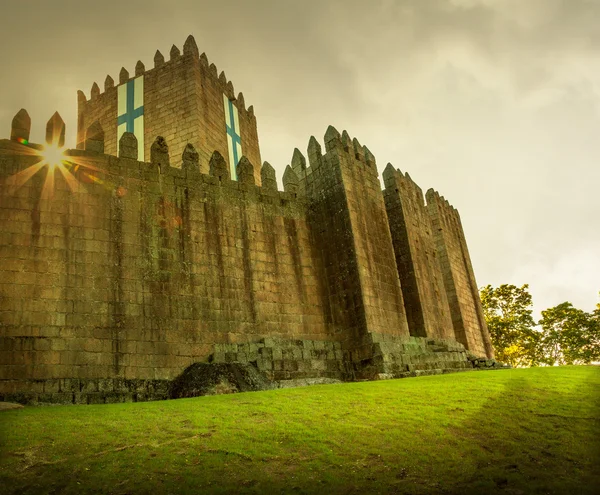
<box><xmin>1</xmin><ymin>366</ymin><xmax>598</xmax><ymax>494</ymax></box>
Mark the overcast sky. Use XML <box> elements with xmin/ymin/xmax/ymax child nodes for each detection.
<box><xmin>1</xmin><ymin>0</ymin><xmax>598</xmax><ymax>318</ymax></box>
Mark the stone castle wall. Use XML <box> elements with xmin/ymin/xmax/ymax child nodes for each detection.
<box><xmin>426</xmin><ymin>190</ymin><xmax>493</xmax><ymax>357</ymax></box>
<box><xmin>299</xmin><ymin>129</ymin><xmax>411</xmax><ymax>358</ymax></box>
<box><xmin>76</xmin><ymin>36</ymin><xmax>261</xmax><ymax>183</ymax></box>
<box><xmin>0</xmin><ymin>41</ymin><xmax>495</xmax><ymax>402</ymax></box>
<box><xmin>382</xmin><ymin>166</ymin><xmax>454</xmax><ymax>340</ymax></box>
<box><xmin>0</xmin><ymin>132</ymin><xmax>337</xmax><ymax>396</ymax></box>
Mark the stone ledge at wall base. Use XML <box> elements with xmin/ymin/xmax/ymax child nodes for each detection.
<box><xmin>211</xmin><ymin>335</ymin><xmax>478</xmax><ymax>386</ymax></box>
<box><xmin>210</xmin><ymin>337</ymin><xmax>349</xmax><ymax>384</ymax></box>
<box><xmin>0</xmin><ymin>336</ymin><xmax>491</xmax><ymax>406</ymax></box>
<box><xmin>348</xmin><ymin>334</ymin><xmax>476</xmax><ymax>380</ymax></box>
<box><xmin>0</xmin><ymin>378</ymin><xmax>172</xmax><ymax>406</ymax></box>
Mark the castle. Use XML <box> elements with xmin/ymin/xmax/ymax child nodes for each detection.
<box><xmin>0</xmin><ymin>35</ymin><xmax>494</xmax><ymax>404</ymax></box>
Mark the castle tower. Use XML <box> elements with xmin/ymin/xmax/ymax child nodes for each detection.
<box><xmin>298</xmin><ymin>128</ymin><xmax>411</xmax><ymax>351</ymax></box>
<box><xmin>382</xmin><ymin>166</ymin><xmax>455</xmax><ymax>341</ymax></box>
<box><xmin>426</xmin><ymin>190</ymin><xmax>494</xmax><ymax>358</ymax></box>
<box><xmin>76</xmin><ymin>35</ymin><xmax>261</xmax><ymax>183</ymax></box>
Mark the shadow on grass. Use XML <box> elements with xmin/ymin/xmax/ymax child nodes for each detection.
<box><xmin>438</xmin><ymin>371</ymin><xmax>600</xmax><ymax>495</ymax></box>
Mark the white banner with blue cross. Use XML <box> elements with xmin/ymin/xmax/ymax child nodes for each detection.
<box><xmin>223</xmin><ymin>94</ymin><xmax>242</xmax><ymax>179</ymax></box>
<box><xmin>117</xmin><ymin>76</ymin><xmax>144</xmax><ymax>160</ymax></box>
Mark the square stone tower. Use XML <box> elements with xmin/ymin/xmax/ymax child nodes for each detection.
<box><xmin>76</xmin><ymin>35</ymin><xmax>261</xmax><ymax>183</ymax></box>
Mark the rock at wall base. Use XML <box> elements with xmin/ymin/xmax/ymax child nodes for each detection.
<box><xmin>169</xmin><ymin>362</ymin><xmax>275</xmax><ymax>399</ymax></box>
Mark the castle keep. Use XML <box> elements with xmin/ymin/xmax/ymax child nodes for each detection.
<box><xmin>0</xmin><ymin>36</ymin><xmax>494</xmax><ymax>404</ymax></box>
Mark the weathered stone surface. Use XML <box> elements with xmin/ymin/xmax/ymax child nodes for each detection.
<box><xmin>104</xmin><ymin>75</ymin><xmax>114</xmax><ymax>91</ymax></box>
<box><xmin>341</xmin><ymin>130</ymin><xmax>352</xmax><ymax>151</ymax></box>
<box><xmin>119</xmin><ymin>132</ymin><xmax>138</xmax><ymax>159</ymax></box>
<box><xmin>119</xmin><ymin>67</ymin><xmax>129</xmax><ymax>84</ymax></box>
<box><xmin>282</xmin><ymin>165</ymin><xmax>298</xmax><ymax>195</ymax></box>
<box><xmin>135</xmin><ymin>60</ymin><xmax>145</xmax><ymax>76</ymax></box>
<box><xmin>10</xmin><ymin>108</ymin><xmax>30</xmax><ymax>143</ymax></box>
<box><xmin>324</xmin><ymin>125</ymin><xmax>341</xmax><ymax>152</ymax></box>
<box><xmin>291</xmin><ymin>148</ymin><xmax>307</xmax><ymax>178</ymax></box>
<box><xmin>237</xmin><ymin>92</ymin><xmax>245</xmax><ymax>109</ymax></box>
<box><xmin>181</xmin><ymin>143</ymin><xmax>199</xmax><ymax>173</ymax></box>
<box><xmin>45</xmin><ymin>111</ymin><xmax>65</xmax><ymax>147</ymax></box>
<box><xmin>75</xmin><ymin>38</ymin><xmax>261</xmax><ymax>180</ymax></box>
<box><xmin>209</xmin><ymin>150</ymin><xmax>229</xmax><ymax>180</ymax></box>
<box><xmin>307</xmin><ymin>135</ymin><xmax>322</xmax><ymax>167</ymax></box>
<box><xmin>154</xmin><ymin>50</ymin><xmax>165</xmax><ymax>68</ymax></box>
<box><xmin>226</xmin><ymin>81</ymin><xmax>235</xmax><ymax>100</ymax></box>
<box><xmin>199</xmin><ymin>52</ymin><xmax>208</xmax><ymax>67</ymax></box>
<box><xmin>426</xmin><ymin>189</ymin><xmax>494</xmax><ymax>357</ymax></box>
<box><xmin>260</xmin><ymin>162</ymin><xmax>277</xmax><ymax>192</ymax></box>
<box><xmin>236</xmin><ymin>156</ymin><xmax>255</xmax><ymax>185</ymax></box>
<box><xmin>170</xmin><ymin>363</ymin><xmax>274</xmax><ymax>398</ymax></box>
<box><xmin>183</xmin><ymin>35</ymin><xmax>199</xmax><ymax>58</ymax></box>
<box><xmin>77</xmin><ymin>90</ymin><xmax>86</xmax><ymax>106</ymax></box>
<box><xmin>150</xmin><ymin>136</ymin><xmax>169</xmax><ymax>170</ymax></box>
<box><xmin>383</xmin><ymin>167</ymin><xmax>455</xmax><ymax>341</ymax></box>
<box><xmin>0</xmin><ymin>38</ymin><xmax>494</xmax><ymax>405</ymax></box>
<box><xmin>85</xmin><ymin>120</ymin><xmax>104</xmax><ymax>153</ymax></box>
<box><xmin>91</xmin><ymin>82</ymin><xmax>100</xmax><ymax>98</ymax></box>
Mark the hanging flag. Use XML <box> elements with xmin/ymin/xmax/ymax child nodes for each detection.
<box><xmin>117</xmin><ymin>76</ymin><xmax>144</xmax><ymax>160</ymax></box>
<box><xmin>223</xmin><ymin>94</ymin><xmax>242</xmax><ymax>179</ymax></box>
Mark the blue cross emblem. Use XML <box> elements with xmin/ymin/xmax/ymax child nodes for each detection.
<box><xmin>117</xmin><ymin>79</ymin><xmax>144</xmax><ymax>132</ymax></box>
<box><xmin>225</xmin><ymin>98</ymin><xmax>241</xmax><ymax>178</ymax></box>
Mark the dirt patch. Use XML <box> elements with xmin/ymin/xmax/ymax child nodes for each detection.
<box><xmin>169</xmin><ymin>362</ymin><xmax>274</xmax><ymax>399</ymax></box>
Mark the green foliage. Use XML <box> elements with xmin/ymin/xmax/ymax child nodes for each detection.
<box><xmin>480</xmin><ymin>284</ymin><xmax>541</xmax><ymax>367</ymax></box>
<box><xmin>539</xmin><ymin>302</ymin><xmax>600</xmax><ymax>365</ymax></box>
<box><xmin>481</xmin><ymin>285</ymin><xmax>600</xmax><ymax>367</ymax></box>
<box><xmin>0</xmin><ymin>367</ymin><xmax>598</xmax><ymax>494</ymax></box>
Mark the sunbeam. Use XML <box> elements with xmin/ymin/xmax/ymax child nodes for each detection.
<box><xmin>2</xmin><ymin>143</ymin><xmax>113</xmax><ymax>197</ymax></box>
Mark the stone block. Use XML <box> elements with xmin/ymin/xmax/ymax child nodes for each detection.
<box><xmin>86</xmin><ymin>393</ymin><xmax>105</xmax><ymax>405</ymax></box>
<box><xmin>50</xmin><ymin>393</ymin><xmax>74</xmax><ymax>405</ymax></box>
<box><xmin>311</xmin><ymin>360</ymin><xmax>326</xmax><ymax>371</ymax></box>
<box><xmin>313</xmin><ymin>340</ymin><xmax>325</xmax><ymax>351</ymax></box>
<box><xmin>258</xmin><ymin>347</ymin><xmax>273</xmax><ymax>359</ymax></box>
<box><xmin>302</xmin><ymin>340</ymin><xmax>314</xmax><ymax>350</ymax></box>
<box><xmin>256</xmin><ymin>358</ymin><xmax>273</xmax><ymax>371</ymax></box>
<box><xmin>283</xmin><ymin>360</ymin><xmax>298</xmax><ymax>372</ymax></box>
<box><xmin>43</xmin><ymin>379</ymin><xmax>61</xmax><ymax>393</ymax></box>
<box><xmin>80</xmin><ymin>380</ymin><xmax>98</xmax><ymax>393</ymax></box>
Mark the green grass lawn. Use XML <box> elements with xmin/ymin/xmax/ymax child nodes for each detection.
<box><xmin>1</xmin><ymin>366</ymin><xmax>599</xmax><ymax>494</ymax></box>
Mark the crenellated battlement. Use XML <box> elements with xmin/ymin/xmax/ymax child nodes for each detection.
<box><xmin>76</xmin><ymin>35</ymin><xmax>260</xmax><ymax>179</ymax></box>
<box><xmin>382</xmin><ymin>164</ymin><xmax>426</xmax><ymax>208</ymax></box>
<box><xmin>3</xmin><ymin>113</ymin><xmax>301</xmax><ymax>213</ymax></box>
<box><xmin>7</xmin><ymin>112</ymin><xmax>389</xmax><ymax>209</ymax></box>
<box><xmin>283</xmin><ymin>126</ymin><xmax>382</xmax><ymax>201</ymax></box>
<box><xmin>319</xmin><ymin>126</ymin><xmax>378</xmax><ymax>174</ymax></box>
<box><xmin>80</xmin><ymin>36</ymin><xmax>256</xmax><ymax>124</ymax></box>
<box><xmin>0</xmin><ymin>38</ymin><xmax>495</xmax><ymax>404</ymax></box>
<box><xmin>424</xmin><ymin>188</ymin><xmax>493</xmax><ymax>358</ymax></box>
<box><xmin>425</xmin><ymin>188</ymin><xmax>463</xmax><ymax>230</ymax></box>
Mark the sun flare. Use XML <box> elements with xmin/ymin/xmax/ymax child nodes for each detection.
<box><xmin>40</xmin><ymin>144</ymin><xmax>66</xmax><ymax>169</ymax></box>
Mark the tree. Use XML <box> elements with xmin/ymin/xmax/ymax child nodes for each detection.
<box><xmin>538</xmin><ymin>302</ymin><xmax>600</xmax><ymax>365</ymax></box>
<box><xmin>480</xmin><ymin>284</ymin><xmax>541</xmax><ymax>367</ymax></box>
